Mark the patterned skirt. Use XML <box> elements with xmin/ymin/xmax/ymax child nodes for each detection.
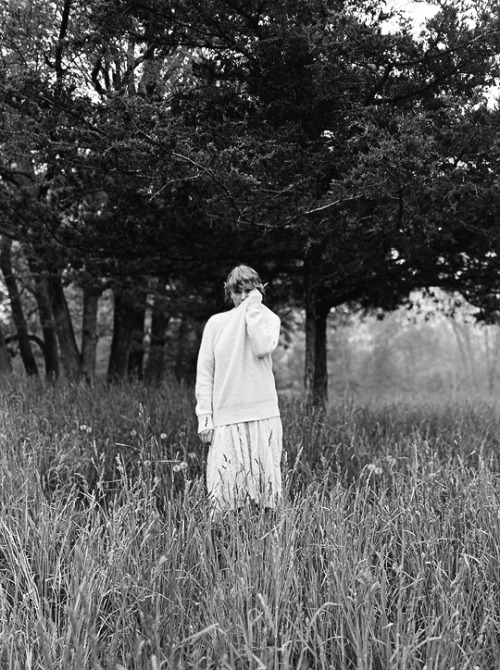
<box><xmin>206</xmin><ymin>416</ymin><xmax>283</xmax><ymax>511</ymax></box>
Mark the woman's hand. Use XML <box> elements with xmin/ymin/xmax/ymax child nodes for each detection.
<box><xmin>246</xmin><ymin>288</ymin><xmax>263</xmax><ymax>305</ymax></box>
<box><xmin>199</xmin><ymin>429</ymin><xmax>214</xmax><ymax>444</ymax></box>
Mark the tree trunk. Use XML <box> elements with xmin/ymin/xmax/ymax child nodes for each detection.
<box><xmin>0</xmin><ymin>325</ymin><xmax>13</xmax><ymax>375</ymax></box>
<box><xmin>107</xmin><ymin>289</ymin><xmax>145</xmax><ymax>381</ymax></box>
<box><xmin>174</xmin><ymin>316</ymin><xmax>189</xmax><ymax>382</ymax></box>
<box><xmin>305</xmin><ymin>298</ymin><xmax>330</xmax><ymax>411</ymax></box>
<box><xmin>304</xmin><ymin>253</ymin><xmax>330</xmax><ymax>410</ymax></box>
<box><xmin>0</xmin><ymin>237</ymin><xmax>39</xmax><ymax>376</ymax></box>
<box><xmin>127</xmin><ymin>303</ymin><xmax>146</xmax><ymax>379</ymax></box>
<box><xmin>108</xmin><ymin>291</ymin><xmax>128</xmax><ymax>380</ymax></box>
<box><xmin>81</xmin><ymin>286</ymin><xmax>100</xmax><ymax>384</ymax></box>
<box><xmin>28</xmin><ymin>257</ymin><xmax>60</xmax><ymax>380</ymax></box>
<box><xmin>48</xmin><ymin>272</ymin><xmax>81</xmax><ymax>381</ymax></box>
<box><xmin>144</xmin><ymin>283</ymin><xmax>169</xmax><ymax>384</ymax></box>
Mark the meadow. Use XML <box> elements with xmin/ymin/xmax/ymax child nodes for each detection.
<box><xmin>0</xmin><ymin>379</ymin><xmax>499</xmax><ymax>669</ymax></box>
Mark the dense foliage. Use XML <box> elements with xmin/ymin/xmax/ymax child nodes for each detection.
<box><xmin>1</xmin><ymin>0</ymin><xmax>500</xmax><ymax>404</ymax></box>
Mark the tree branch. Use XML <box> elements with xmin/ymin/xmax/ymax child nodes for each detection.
<box><xmin>55</xmin><ymin>0</ymin><xmax>72</xmax><ymax>91</ymax></box>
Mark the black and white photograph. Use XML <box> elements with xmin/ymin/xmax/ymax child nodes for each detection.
<box><xmin>1</xmin><ymin>0</ymin><xmax>500</xmax><ymax>667</ymax></box>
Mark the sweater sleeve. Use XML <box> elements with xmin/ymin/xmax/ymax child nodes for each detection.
<box><xmin>245</xmin><ymin>291</ymin><xmax>280</xmax><ymax>358</ymax></box>
<box><xmin>195</xmin><ymin>319</ymin><xmax>215</xmax><ymax>433</ymax></box>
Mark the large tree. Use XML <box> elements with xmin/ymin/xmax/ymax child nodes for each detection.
<box><xmin>147</xmin><ymin>0</ymin><xmax>500</xmax><ymax>406</ymax></box>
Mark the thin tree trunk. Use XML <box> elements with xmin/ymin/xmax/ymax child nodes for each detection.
<box><xmin>108</xmin><ymin>291</ymin><xmax>128</xmax><ymax>381</ymax></box>
<box><xmin>0</xmin><ymin>325</ymin><xmax>12</xmax><ymax>375</ymax></box>
<box><xmin>0</xmin><ymin>237</ymin><xmax>38</xmax><ymax>376</ymax></box>
<box><xmin>304</xmin><ymin>253</ymin><xmax>329</xmax><ymax>410</ymax></box>
<box><xmin>305</xmin><ymin>298</ymin><xmax>329</xmax><ymax>411</ymax></box>
<box><xmin>127</xmin><ymin>304</ymin><xmax>146</xmax><ymax>379</ymax></box>
<box><xmin>174</xmin><ymin>316</ymin><xmax>189</xmax><ymax>382</ymax></box>
<box><xmin>107</xmin><ymin>289</ymin><xmax>145</xmax><ymax>381</ymax></box>
<box><xmin>48</xmin><ymin>272</ymin><xmax>81</xmax><ymax>381</ymax></box>
<box><xmin>81</xmin><ymin>286</ymin><xmax>100</xmax><ymax>384</ymax></box>
<box><xmin>28</xmin><ymin>257</ymin><xmax>60</xmax><ymax>380</ymax></box>
<box><xmin>144</xmin><ymin>282</ymin><xmax>169</xmax><ymax>383</ymax></box>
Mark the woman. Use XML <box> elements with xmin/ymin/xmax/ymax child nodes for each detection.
<box><xmin>195</xmin><ymin>264</ymin><xmax>282</xmax><ymax>512</ymax></box>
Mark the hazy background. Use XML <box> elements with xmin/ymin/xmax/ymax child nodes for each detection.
<box><xmin>274</xmin><ymin>298</ymin><xmax>500</xmax><ymax>400</ymax></box>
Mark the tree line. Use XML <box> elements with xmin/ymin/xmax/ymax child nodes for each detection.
<box><xmin>1</xmin><ymin>0</ymin><xmax>500</xmax><ymax>406</ymax></box>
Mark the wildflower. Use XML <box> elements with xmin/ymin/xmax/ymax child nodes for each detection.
<box><xmin>130</xmin><ymin>429</ymin><xmax>137</xmax><ymax>437</ymax></box>
<box><xmin>79</xmin><ymin>424</ymin><xmax>88</xmax><ymax>432</ymax></box>
<box><xmin>160</xmin><ymin>433</ymin><xmax>167</xmax><ymax>440</ymax></box>
<box><xmin>173</xmin><ymin>462</ymin><xmax>188</xmax><ymax>473</ymax></box>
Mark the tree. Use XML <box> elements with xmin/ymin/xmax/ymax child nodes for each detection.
<box><xmin>0</xmin><ymin>0</ymin><xmax>197</xmax><ymax>379</ymax></box>
<box><xmin>144</xmin><ymin>0</ymin><xmax>500</xmax><ymax>406</ymax></box>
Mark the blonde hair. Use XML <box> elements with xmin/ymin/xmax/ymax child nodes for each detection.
<box><xmin>224</xmin><ymin>265</ymin><xmax>265</xmax><ymax>302</ymax></box>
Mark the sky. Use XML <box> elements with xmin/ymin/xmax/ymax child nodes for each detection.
<box><xmin>388</xmin><ymin>0</ymin><xmax>440</xmax><ymax>29</ymax></box>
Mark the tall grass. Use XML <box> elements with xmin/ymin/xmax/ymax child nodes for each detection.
<box><xmin>0</xmin><ymin>379</ymin><xmax>499</xmax><ymax>669</ymax></box>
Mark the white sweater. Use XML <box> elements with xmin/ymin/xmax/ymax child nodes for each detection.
<box><xmin>195</xmin><ymin>291</ymin><xmax>281</xmax><ymax>432</ymax></box>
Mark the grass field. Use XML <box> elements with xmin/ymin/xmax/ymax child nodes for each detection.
<box><xmin>0</xmin><ymin>379</ymin><xmax>499</xmax><ymax>669</ymax></box>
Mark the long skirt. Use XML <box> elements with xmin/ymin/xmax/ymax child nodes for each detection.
<box><xmin>207</xmin><ymin>416</ymin><xmax>282</xmax><ymax>511</ymax></box>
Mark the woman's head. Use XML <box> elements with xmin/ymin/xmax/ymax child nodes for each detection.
<box><xmin>224</xmin><ymin>265</ymin><xmax>265</xmax><ymax>306</ymax></box>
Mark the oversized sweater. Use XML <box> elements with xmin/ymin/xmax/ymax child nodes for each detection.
<box><xmin>195</xmin><ymin>291</ymin><xmax>280</xmax><ymax>432</ymax></box>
